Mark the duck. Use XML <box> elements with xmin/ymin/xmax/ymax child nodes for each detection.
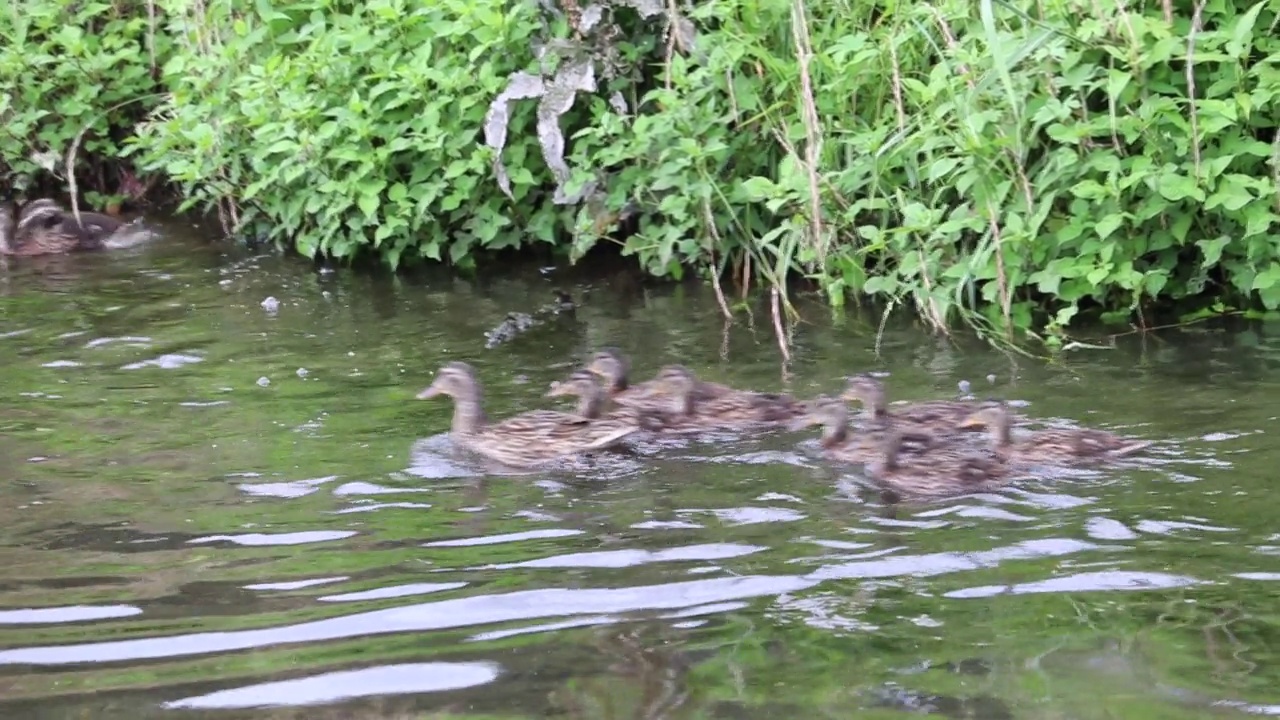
<box><xmin>651</xmin><ymin>364</ymin><xmax>803</xmax><ymax>429</ymax></box>
<box><xmin>585</xmin><ymin>347</ymin><xmax>735</xmax><ymax>408</ymax></box>
<box><xmin>0</xmin><ymin>198</ymin><xmax>135</xmax><ymax>256</ymax></box>
<box><xmin>544</xmin><ymin>369</ymin><xmax>670</xmax><ymax>432</ymax></box>
<box><xmin>788</xmin><ymin>395</ymin><xmax>958</xmax><ymax>464</ymax></box>
<box><xmin>416</xmin><ymin>361</ymin><xmax>640</xmax><ymax>468</ymax></box>
<box><xmin>841</xmin><ymin>373</ymin><xmax>976</xmax><ymax>431</ymax></box>
<box><xmin>865</xmin><ymin>428</ymin><xmax>1010</xmax><ymax>500</ymax></box>
<box><xmin>958</xmin><ymin>400</ymin><xmax>1152</xmax><ymax>464</ymax></box>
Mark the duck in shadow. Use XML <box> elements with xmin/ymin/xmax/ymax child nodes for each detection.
<box><xmin>0</xmin><ymin>198</ymin><xmax>152</xmax><ymax>256</ymax></box>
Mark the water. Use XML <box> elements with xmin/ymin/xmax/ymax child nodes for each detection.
<box><xmin>0</xmin><ymin>227</ymin><xmax>1278</xmax><ymax>718</ymax></box>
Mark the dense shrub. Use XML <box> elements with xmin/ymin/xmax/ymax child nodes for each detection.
<box><xmin>3</xmin><ymin>0</ymin><xmax>1278</xmax><ymax>342</ymax></box>
<box><xmin>0</xmin><ymin>1</ymin><xmax>169</xmax><ymax>208</ymax></box>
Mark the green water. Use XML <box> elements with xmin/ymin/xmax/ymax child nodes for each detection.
<box><xmin>0</xmin><ymin>228</ymin><xmax>1278</xmax><ymax>719</ymax></box>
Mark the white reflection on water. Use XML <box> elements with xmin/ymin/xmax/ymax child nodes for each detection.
<box><xmin>164</xmin><ymin>661</ymin><xmax>501</xmax><ymax>709</ymax></box>
<box><xmin>944</xmin><ymin>570</ymin><xmax>1201</xmax><ymax>598</ymax></box>
<box><xmin>0</xmin><ymin>605</ymin><xmax>141</xmax><ymax>625</ymax></box>
<box><xmin>0</xmin><ymin>575</ymin><xmax>817</xmax><ymax>666</ymax></box>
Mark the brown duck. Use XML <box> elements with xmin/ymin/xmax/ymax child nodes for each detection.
<box><xmin>585</xmin><ymin>347</ymin><xmax>735</xmax><ymax>408</ymax></box>
<box><xmin>545</xmin><ymin>369</ymin><xmax>671</xmax><ymax>432</ymax></box>
<box><xmin>648</xmin><ymin>364</ymin><xmax>802</xmax><ymax>430</ymax></box>
<box><xmin>416</xmin><ymin>362</ymin><xmax>640</xmax><ymax>468</ymax></box>
<box><xmin>865</xmin><ymin>428</ymin><xmax>1011</xmax><ymax>501</ymax></box>
<box><xmin>0</xmin><ymin>199</ymin><xmax>140</xmax><ymax>256</ymax></box>
<box><xmin>959</xmin><ymin>401</ymin><xmax>1152</xmax><ymax>465</ymax></box>
<box><xmin>842</xmin><ymin>373</ymin><xmax>977</xmax><ymax>432</ymax></box>
<box><xmin>789</xmin><ymin>395</ymin><xmax>958</xmax><ymax>464</ymax></box>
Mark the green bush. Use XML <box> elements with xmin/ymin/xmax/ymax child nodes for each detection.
<box><xmin>555</xmin><ymin>0</ymin><xmax>1280</xmax><ymax>339</ymax></box>
<box><xmin>0</xmin><ymin>1</ymin><xmax>168</xmax><ymax>207</ymax></box>
<box><xmin>132</xmin><ymin>0</ymin><xmax>551</xmax><ymax>268</ymax></box>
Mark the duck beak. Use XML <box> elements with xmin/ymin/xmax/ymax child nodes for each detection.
<box><xmin>544</xmin><ymin>382</ymin><xmax>567</xmax><ymax>398</ymax></box>
<box><xmin>416</xmin><ymin>383</ymin><xmax>442</xmax><ymax>400</ymax></box>
<box><xmin>957</xmin><ymin>413</ymin><xmax>982</xmax><ymax>428</ymax></box>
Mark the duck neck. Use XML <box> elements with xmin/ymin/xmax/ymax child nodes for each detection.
<box><xmin>820</xmin><ymin>415</ymin><xmax>849</xmax><ymax>448</ymax></box>
<box><xmin>611</xmin><ymin>372</ymin><xmax>629</xmax><ymax>393</ymax></box>
<box><xmin>670</xmin><ymin>389</ymin><xmax>694</xmax><ymax>416</ymax></box>
<box><xmin>575</xmin><ymin>391</ymin><xmax>605</xmax><ymax>419</ymax></box>
<box><xmin>990</xmin><ymin>412</ymin><xmax>1013</xmax><ymax>447</ymax></box>
<box><xmin>865</xmin><ymin>390</ymin><xmax>888</xmax><ymax>419</ymax></box>
<box><xmin>881</xmin><ymin>433</ymin><xmax>903</xmax><ymax>471</ymax></box>
<box><xmin>448</xmin><ymin>389</ymin><xmax>488</xmax><ymax>435</ymax></box>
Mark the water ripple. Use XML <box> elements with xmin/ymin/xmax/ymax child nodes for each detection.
<box><xmin>163</xmin><ymin>661</ymin><xmax>503</xmax><ymax>710</ymax></box>
<box><xmin>319</xmin><ymin>582</ymin><xmax>468</xmax><ymax>603</ymax></box>
<box><xmin>482</xmin><ymin>542</ymin><xmax>764</xmax><ymax>569</ymax></box>
<box><xmin>120</xmin><ymin>351</ymin><xmax>204</xmax><ymax>370</ymax></box>
<box><xmin>423</xmin><ymin>528</ymin><xmax>585</xmax><ymax>547</ymax></box>
<box><xmin>0</xmin><ymin>575</ymin><xmax>816</xmax><ymax>666</ymax></box>
<box><xmin>0</xmin><ymin>605</ymin><xmax>142</xmax><ymax>624</ymax></box>
<box><xmin>236</xmin><ymin>475</ymin><xmax>338</xmax><ymax>498</ymax></box>
<box><xmin>187</xmin><ymin>531</ymin><xmax>357</xmax><ymax>546</ymax></box>
<box><xmin>244</xmin><ymin>577</ymin><xmax>349</xmax><ymax>592</ymax></box>
<box><xmin>809</xmin><ymin>538</ymin><xmax>1102</xmax><ymax>581</ymax></box>
<box><xmin>945</xmin><ymin>570</ymin><xmax>1202</xmax><ymax>598</ymax></box>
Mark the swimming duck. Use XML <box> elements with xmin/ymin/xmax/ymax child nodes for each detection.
<box><xmin>416</xmin><ymin>362</ymin><xmax>639</xmax><ymax>467</ymax></box>
<box><xmin>866</xmin><ymin>428</ymin><xmax>1010</xmax><ymax>500</ymax></box>
<box><xmin>544</xmin><ymin>369</ymin><xmax>669</xmax><ymax>432</ymax></box>
<box><xmin>653</xmin><ymin>364</ymin><xmax>802</xmax><ymax>429</ymax></box>
<box><xmin>788</xmin><ymin>395</ymin><xmax>945</xmax><ymax>463</ymax></box>
<box><xmin>842</xmin><ymin>373</ymin><xmax>976</xmax><ymax>431</ymax></box>
<box><xmin>585</xmin><ymin>347</ymin><xmax>735</xmax><ymax>408</ymax></box>
<box><xmin>959</xmin><ymin>401</ymin><xmax>1151</xmax><ymax>464</ymax></box>
<box><xmin>0</xmin><ymin>199</ymin><xmax>132</xmax><ymax>256</ymax></box>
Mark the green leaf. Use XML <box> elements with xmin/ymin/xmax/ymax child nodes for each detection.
<box><xmin>1144</xmin><ymin>270</ymin><xmax>1169</xmax><ymax>297</ymax></box>
<box><xmin>1251</xmin><ymin>262</ymin><xmax>1280</xmax><ymax>292</ymax></box>
<box><xmin>863</xmin><ymin>275</ymin><xmax>900</xmax><ymax>295</ymax></box>
<box><xmin>1205</xmin><ymin>174</ymin><xmax>1255</xmax><ymax>211</ymax></box>
<box><xmin>449</xmin><ymin>237</ymin><xmax>472</xmax><ymax>264</ymax></box>
<box><xmin>1259</xmin><ymin>285</ymin><xmax>1280</xmax><ymax>310</ymax></box>
<box><xmin>1070</xmin><ymin>179</ymin><xmax>1107</xmax><ymax>200</ymax></box>
<box><xmin>357</xmin><ymin>193</ymin><xmax>379</xmax><ymax>220</ymax></box>
<box><xmin>1196</xmin><ymin>236</ymin><xmax>1232</xmax><ymax>268</ymax></box>
<box><xmin>1095</xmin><ymin>213</ymin><xmax>1125</xmax><ymax>240</ymax></box>
<box><xmin>927</xmin><ymin>157</ymin><xmax>962</xmax><ymax>182</ymax></box>
<box><xmin>740</xmin><ymin>176</ymin><xmax>779</xmax><ymax>202</ymax></box>
<box><xmin>1230</xmin><ymin>1</ymin><xmax>1267</xmax><ymax>52</ymax></box>
<box><xmin>1157</xmin><ymin>172</ymin><xmax>1204</xmax><ymax>202</ymax></box>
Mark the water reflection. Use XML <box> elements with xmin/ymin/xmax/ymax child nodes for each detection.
<box><xmin>164</xmin><ymin>661</ymin><xmax>502</xmax><ymax>710</ymax></box>
<box><xmin>0</xmin><ymin>234</ymin><xmax>1275</xmax><ymax>717</ymax></box>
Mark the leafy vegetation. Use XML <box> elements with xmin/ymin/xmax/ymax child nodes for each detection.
<box><xmin>2</xmin><ymin>0</ymin><xmax>1278</xmax><ymax>340</ymax></box>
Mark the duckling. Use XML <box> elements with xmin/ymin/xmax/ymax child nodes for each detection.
<box><xmin>544</xmin><ymin>369</ymin><xmax>669</xmax><ymax>432</ymax></box>
<box><xmin>788</xmin><ymin>395</ymin><xmax>958</xmax><ymax>464</ymax></box>
<box><xmin>416</xmin><ymin>362</ymin><xmax>639</xmax><ymax>468</ymax></box>
<box><xmin>866</xmin><ymin>428</ymin><xmax>1010</xmax><ymax>500</ymax></box>
<box><xmin>0</xmin><ymin>199</ymin><xmax>130</xmax><ymax>256</ymax></box>
<box><xmin>842</xmin><ymin>373</ymin><xmax>976</xmax><ymax>431</ymax></box>
<box><xmin>959</xmin><ymin>401</ymin><xmax>1152</xmax><ymax>464</ymax></box>
<box><xmin>586</xmin><ymin>347</ymin><xmax>735</xmax><ymax>407</ymax></box>
<box><xmin>654</xmin><ymin>364</ymin><xmax>802</xmax><ymax>429</ymax></box>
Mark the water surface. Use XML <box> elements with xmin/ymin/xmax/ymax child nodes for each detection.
<box><xmin>0</xmin><ymin>228</ymin><xmax>1277</xmax><ymax>719</ymax></box>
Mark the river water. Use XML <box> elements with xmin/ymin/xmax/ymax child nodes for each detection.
<box><xmin>0</xmin><ymin>227</ymin><xmax>1276</xmax><ymax>719</ymax></box>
